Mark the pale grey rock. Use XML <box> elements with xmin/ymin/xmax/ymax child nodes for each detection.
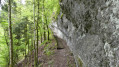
<box><xmin>50</xmin><ymin>0</ymin><xmax>119</xmax><ymax>67</ymax></box>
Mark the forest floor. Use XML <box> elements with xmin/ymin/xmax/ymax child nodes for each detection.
<box><xmin>16</xmin><ymin>39</ymin><xmax>76</xmax><ymax>67</ymax></box>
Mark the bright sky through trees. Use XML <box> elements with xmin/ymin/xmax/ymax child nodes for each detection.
<box><xmin>21</xmin><ymin>0</ymin><xmax>25</xmax><ymax>4</ymax></box>
<box><xmin>0</xmin><ymin>0</ymin><xmax>25</xmax><ymax>10</ymax></box>
<box><xmin>0</xmin><ymin>0</ymin><xmax>5</xmax><ymax>10</ymax></box>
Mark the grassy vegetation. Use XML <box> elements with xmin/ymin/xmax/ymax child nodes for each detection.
<box><xmin>0</xmin><ymin>24</ymin><xmax>9</xmax><ymax>67</ymax></box>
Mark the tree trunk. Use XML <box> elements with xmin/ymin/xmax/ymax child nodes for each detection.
<box><xmin>25</xmin><ymin>24</ymin><xmax>27</xmax><ymax>59</ymax></box>
<box><xmin>33</xmin><ymin>0</ymin><xmax>37</xmax><ymax>66</ymax></box>
<box><xmin>27</xmin><ymin>38</ymin><xmax>29</xmax><ymax>66</ymax></box>
<box><xmin>8</xmin><ymin>0</ymin><xmax>13</xmax><ymax>67</ymax></box>
<box><xmin>36</xmin><ymin>0</ymin><xmax>40</xmax><ymax>66</ymax></box>
<box><xmin>42</xmin><ymin>0</ymin><xmax>46</xmax><ymax>41</ymax></box>
<box><xmin>45</xmin><ymin>15</ymin><xmax>50</xmax><ymax>40</ymax></box>
<box><xmin>40</xmin><ymin>30</ymin><xmax>42</xmax><ymax>43</ymax></box>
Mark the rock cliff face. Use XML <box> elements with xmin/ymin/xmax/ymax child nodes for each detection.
<box><xmin>50</xmin><ymin>0</ymin><xmax>119</xmax><ymax>67</ymax></box>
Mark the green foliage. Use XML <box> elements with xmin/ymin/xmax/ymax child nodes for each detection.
<box><xmin>54</xmin><ymin>3</ymin><xmax>60</xmax><ymax>20</ymax></box>
<box><xmin>44</xmin><ymin>43</ymin><xmax>54</xmax><ymax>56</ymax></box>
<box><xmin>40</xmin><ymin>40</ymin><xmax>49</xmax><ymax>46</ymax></box>
<box><xmin>0</xmin><ymin>25</ymin><xmax>9</xmax><ymax>67</ymax></box>
<box><xmin>44</xmin><ymin>48</ymin><xmax>54</xmax><ymax>56</ymax></box>
<box><xmin>0</xmin><ymin>0</ymin><xmax>60</xmax><ymax>66</ymax></box>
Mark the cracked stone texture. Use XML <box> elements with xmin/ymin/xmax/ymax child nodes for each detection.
<box><xmin>50</xmin><ymin>0</ymin><xmax>119</xmax><ymax>67</ymax></box>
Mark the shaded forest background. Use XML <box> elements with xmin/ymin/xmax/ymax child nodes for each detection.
<box><xmin>0</xmin><ymin>0</ymin><xmax>60</xmax><ymax>67</ymax></box>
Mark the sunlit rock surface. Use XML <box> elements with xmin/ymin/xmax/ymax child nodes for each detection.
<box><xmin>51</xmin><ymin>0</ymin><xmax>119</xmax><ymax>67</ymax></box>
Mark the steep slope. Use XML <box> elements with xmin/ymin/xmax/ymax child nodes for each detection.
<box><xmin>16</xmin><ymin>39</ymin><xmax>75</xmax><ymax>67</ymax></box>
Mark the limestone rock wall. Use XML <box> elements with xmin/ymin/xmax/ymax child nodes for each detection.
<box><xmin>50</xmin><ymin>0</ymin><xmax>119</xmax><ymax>67</ymax></box>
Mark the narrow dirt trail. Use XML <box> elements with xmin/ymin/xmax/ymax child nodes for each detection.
<box><xmin>16</xmin><ymin>39</ymin><xmax>76</xmax><ymax>67</ymax></box>
<box><xmin>53</xmin><ymin>49</ymin><xmax>75</xmax><ymax>67</ymax></box>
<box><xmin>53</xmin><ymin>36</ymin><xmax>76</xmax><ymax>67</ymax></box>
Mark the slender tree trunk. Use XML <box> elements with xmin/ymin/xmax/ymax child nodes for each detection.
<box><xmin>40</xmin><ymin>30</ymin><xmax>42</xmax><ymax>43</ymax></box>
<box><xmin>47</xmin><ymin>27</ymin><xmax>49</xmax><ymax>40</ymax></box>
<box><xmin>8</xmin><ymin>0</ymin><xmax>13</xmax><ymax>67</ymax></box>
<box><xmin>43</xmin><ymin>26</ymin><xmax>46</xmax><ymax>41</ymax></box>
<box><xmin>36</xmin><ymin>0</ymin><xmax>40</xmax><ymax>66</ymax></box>
<box><xmin>33</xmin><ymin>0</ymin><xmax>37</xmax><ymax>66</ymax></box>
<box><xmin>39</xmin><ymin>25</ymin><xmax>42</xmax><ymax>43</ymax></box>
<box><xmin>30</xmin><ymin>35</ymin><xmax>33</xmax><ymax>66</ymax></box>
<box><xmin>25</xmin><ymin>43</ymin><xmax>26</xmax><ymax>58</ymax></box>
<box><xmin>27</xmin><ymin>25</ymin><xmax>29</xmax><ymax>61</ymax></box>
<box><xmin>25</xmin><ymin>24</ymin><xmax>29</xmax><ymax>66</ymax></box>
<box><xmin>25</xmin><ymin>24</ymin><xmax>27</xmax><ymax>59</ymax></box>
<box><xmin>27</xmin><ymin>39</ymin><xmax>29</xmax><ymax>67</ymax></box>
<box><xmin>45</xmin><ymin>15</ymin><xmax>50</xmax><ymax>40</ymax></box>
<box><xmin>42</xmin><ymin>0</ymin><xmax>46</xmax><ymax>41</ymax></box>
